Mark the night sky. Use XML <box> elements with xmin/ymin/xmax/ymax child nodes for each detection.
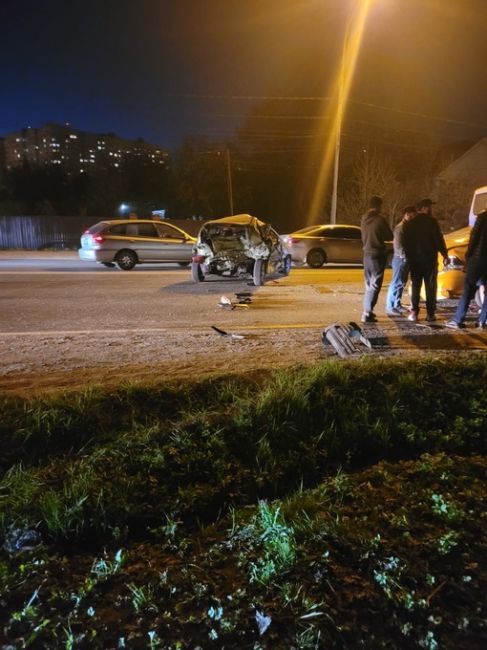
<box><xmin>1</xmin><ymin>0</ymin><xmax>487</xmax><ymax>149</ymax></box>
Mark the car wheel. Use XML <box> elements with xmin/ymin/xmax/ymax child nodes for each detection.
<box><xmin>281</xmin><ymin>254</ymin><xmax>292</xmax><ymax>276</ymax></box>
<box><xmin>253</xmin><ymin>259</ymin><xmax>266</xmax><ymax>286</ymax></box>
<box><xmin>115</xmin><ymin>250</ymin><xmax>137</xmax><ymax>271</ymax></box>
<box><xmin>191</xmin><ymin>262</ymin><xmax>205</xmax><ymax>282</ymax></box>
<box><xmin>102</xmin><ymin>262</ymin><xmax>116</xmax><ymax>268</ymax></box>
<box><xmin>306</xmin><ymin>248</ymin><xmax>326</xmax><ymax>268</ymax></box>
<box><xmin>475</xmin><ymin>285</ymin><xmax>485</xmax><ymax>308</ymax></box>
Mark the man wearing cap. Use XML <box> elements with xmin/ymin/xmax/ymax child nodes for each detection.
<box><xmin>385</xmin><ymin>205</ymin><xmax>416</xmax><ymax>316</ymax></box>
<box><xmin>403</xmin><ymin>198</ymin><xmax>448</xmax><ymax>322</ymax></box>
<box><xmin>360</xmin><ymin>195</ymin><xmax>393</xmax><ymax>323</ymax></box>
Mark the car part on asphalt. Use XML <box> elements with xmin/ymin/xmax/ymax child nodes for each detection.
<box><xmin>322</xmin><ymin>322</ymin><xmax>373</xmax><ymax>358</ymax></box>
<box><xmin>210</xmin><ymin>325</ymin><xmax>245</xmax><ymax>340</ymax></box>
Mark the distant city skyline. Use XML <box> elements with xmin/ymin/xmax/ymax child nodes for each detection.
<box><xmin>1</xmin><ymin>121</ymin><xmax>168</xmax><ymax>175</ymax></box>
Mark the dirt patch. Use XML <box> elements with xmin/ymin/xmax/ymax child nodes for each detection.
<box><xmin>1</xmin><ymin>321</ymin><xmax>486</xmax><ymax>396</ymax></box>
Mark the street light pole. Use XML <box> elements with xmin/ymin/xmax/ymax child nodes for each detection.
<box><xmin>330</xmin><ymin>40</ymin><xmax>346</xmax><ymax>225</ymax></box>
<box><xmin>330</xmin><ymin>0</ymin><xmax>372</xmax><ymax>224</ymax></box>
<box><xmin>330</xmin><ymin>15</ymin><xmax>349</xmax><ymax>225</ymax></box>
<box><xmin>225</xmin><ymin>147</ymin><xmax>234</xmax><ymax>215</ymax></box>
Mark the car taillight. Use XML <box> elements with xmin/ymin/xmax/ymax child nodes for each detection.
<box><xmin>287</xmin><ymin>238</ymin><xmax>301</xmax><ymax>245</ymax></box>
<box><xmin>92</xmin><ymin>235</ymin><xmax>105</xmax><ymax>244</ymax></box>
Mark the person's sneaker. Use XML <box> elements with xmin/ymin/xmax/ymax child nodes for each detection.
<box><xmin>386</xmin><ymin>308</ymin><xmax>401</xmax><ymax>316</ymax></box>
<box><xmin>426</xmin><ymin>313</ymin><xmax>437</xmax><ymax>322</ymax></box>
<box><xmin>407</xmin><ymin>311</ymin><xmax>418</xmax><ymax>322</ymax></box>
<box><xmin>361</xmin><ymin>312</ymin><xmax>377</xmax><ymax>323</ymax></box>
<box><xmin>477</xmin><ymin>321</ymin><xmax>486</xmax><ymax>330</ymax></box>
<box><xmin>445</xmin><ymin>320</ymin><xmax>463</xmax><ymax>330</ymax></box>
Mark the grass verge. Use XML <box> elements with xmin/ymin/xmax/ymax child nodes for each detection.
<box><xmin>0</xmin><ymin>355</ymin><xmax>486</xmax><ymax>647</ymax></box>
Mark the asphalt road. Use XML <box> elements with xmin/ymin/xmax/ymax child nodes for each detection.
<box><xmin>0</xmin><ymin>252</ymin><xmax>369</xmax><ymax>334</ymax></box>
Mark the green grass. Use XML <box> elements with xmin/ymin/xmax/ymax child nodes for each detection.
<box><xmin>0</xmin><ymin>355</ymin><xmax>486</xmax><ymax>543</ymax></box>
<box><xmin>0</xmin><ymin>453</ymin><xmax>485</xmax><ymax>648</ymax></box>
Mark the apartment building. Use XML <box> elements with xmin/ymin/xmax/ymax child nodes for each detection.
<box><xmin>2</xmin><ymin>123</ymin><xmax>168</xmax><ymax>173</ymax></box>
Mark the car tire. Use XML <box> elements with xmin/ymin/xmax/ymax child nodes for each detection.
<box><xmin>253</xmin><ymin>259</ymin><xmax>266</xmax><ymax>286</ymax></box>
<box><xmin>475</xmin><ymin>285</ymin><xmax>485</xmax><ymax>308</ymax></box>
<box><xmin>306</xmin><ymin>248</ymin><xmax>326</xmax><ymax>268</ymax></box>
<box><xmin>280</xmin><ymin>254</ymin><xmax>292</xmax><ymax>276</ymax></box>
<box><xmin>191</xmin><ymin>262</ymin><xmax>205</xmax><ymax>282</ymax></box>
<box><xmin>102</xmin><ymin>262</ymin><xmax>116</xmax><ymax>268</ymax></box>
<box><xmin>115</xmin><ymin>250</ymin><xmax>137</xmax><ymax>271</ymax></box>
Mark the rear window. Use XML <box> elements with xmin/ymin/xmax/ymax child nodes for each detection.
<box><xmin>292</xmin><ymin>225</ymin><xmax>320</xmax><ymax>235</ymax></box>
<box><xmin>85</xmin><ymin>222</ymin><xmax>109</xmax><ymax>234</ymax></box>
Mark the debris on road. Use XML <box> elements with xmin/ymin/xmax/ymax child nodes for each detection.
<box><xmin>218</xmin><ymin>294</ymin><xmax>252</xmax><ymax>310</ymax></box>
<box><xmin>211</xmin><ymin>325</ymin><xmax>245</xmax><ymax>340</ymax></box>
<box><xmin>323</xmin><ymin>322</ymin><xmax>377</xmax><ymax>357</ymax></box>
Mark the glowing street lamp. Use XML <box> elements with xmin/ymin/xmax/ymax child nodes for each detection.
<box><xmin>308</xmin><ymin>0</ymin><xmax>372</xmax><ymax>226</ymax></box>
<box><xmin>331</xmin><ymin>0</ymin><xmax>372</xmax><ymax>223</ymax></box>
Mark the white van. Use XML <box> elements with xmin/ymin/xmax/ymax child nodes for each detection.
<box><xmin>468</xmin><ymin>185</ymin><xmax>487</xmax><ymax>226</ymax></box>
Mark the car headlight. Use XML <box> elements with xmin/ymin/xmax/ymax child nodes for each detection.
<box><xmin>444</xmin><ymin>256</ymin><xmax>465</xmax><ymax>271</ymax></box>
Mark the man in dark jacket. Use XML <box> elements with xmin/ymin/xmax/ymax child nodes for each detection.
<box><xmin>403</xmin><ymin>198</ymin><xmax>448</xmax><ymax>322</ymax></box>
<box><xmin>360</xmin><ymin>195</ymin><xmax>393</xmax><ymax>323</ymax></box>
<box><xmin>445</xmin><ymin>208</ymin><xmax>487</xmax><ymax>329</ymax></box>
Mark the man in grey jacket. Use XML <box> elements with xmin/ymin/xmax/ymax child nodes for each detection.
<box><xmin>360</xmin><ymin>196</ymin><xmax>393</xmax><ymax>323</ymax></box>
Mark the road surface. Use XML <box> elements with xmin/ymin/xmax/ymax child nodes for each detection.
<box><xmin>1</xmin><ymin>252</ymin><xmax>485</xmax><ymax>395</ymax></box>
<box><xmin>0</xmin><ymin>252</ymin><xmax>366</xmax><ymax>332</ymax></box>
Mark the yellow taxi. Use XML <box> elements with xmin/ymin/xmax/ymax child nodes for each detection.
<box><xmin>436</xmin><ymin>227</ymin><xmax>471</xmax><ymax>300</ymax></box>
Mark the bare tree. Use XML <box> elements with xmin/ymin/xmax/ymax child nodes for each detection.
<box><xmin>435</xmin><ymin>176</ymin><xmax>474</xmax><ymax>232</ymax></box>
<box><xmin>339</xmin><ymin>150</ymin><xmax>406</xmax><ymax>225</ymax></box>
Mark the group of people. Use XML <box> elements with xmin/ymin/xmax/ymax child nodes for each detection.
<box><xmin>360</xmin><ymin>195</ymin><xmax>487</xmax><ymax>329</ymax></box>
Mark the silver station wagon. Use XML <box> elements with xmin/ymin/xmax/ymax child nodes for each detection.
<box><xmin>79</xmin><ymin>219</ymin><xmax>196</xmax><ymax>270</ymax></box>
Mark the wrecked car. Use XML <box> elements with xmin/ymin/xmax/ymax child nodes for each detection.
<box><xmin>191</xmin><ymin>214</ymin><xmax>291</xmax><ymax>286</ymax></box>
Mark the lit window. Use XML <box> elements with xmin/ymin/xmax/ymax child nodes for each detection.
<box><xmin>70</xmin><ymin>134</ymin><xmax>78</xmax><ymax>139</ymax></box>
<box><xmin>114</xmin><ymin>163</ymin><xmax>119</xmax><ymax>167</ymax></box>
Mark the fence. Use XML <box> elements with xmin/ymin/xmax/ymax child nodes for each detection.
<box><xmin>0</xmin><ymin>216</ymin><xmax>92</xmax><ymax>249</ymax></box>
<box><xmin>0</xmin><ymin>216</ymin><xmax>203</xmax><ymax>249</ymax></box>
